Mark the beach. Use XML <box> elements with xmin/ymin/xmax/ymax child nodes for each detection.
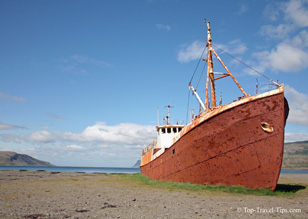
<box><xmin>0</xmin><ymin>170</ymin><xmax>307</xmax><ymax>218</ymax></box>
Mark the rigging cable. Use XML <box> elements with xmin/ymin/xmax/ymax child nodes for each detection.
<box><xmin>196</xmin><ymin>61</ymin><xmax>207</xmax><ymax>90</ymax></box>
<box><xmin>212</xmin><ymin>44</ymin><xmax>279</xmax><ymax>86</ymax></box>
<box><xmin>189</xmin><ymin>42</ymin><xmax>207</xmax><ymax>83</ymax></box>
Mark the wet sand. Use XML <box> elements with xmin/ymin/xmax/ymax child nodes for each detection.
<box><xmin>0</xmin><ymin>170</ymin><xmax>307</xmax><ymax>218</ymax></box>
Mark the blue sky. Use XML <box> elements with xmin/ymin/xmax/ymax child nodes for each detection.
<box><xmin>1</xmin><ymin>0</ymin><xmax>308</xmax><ymax>167</ymax></box>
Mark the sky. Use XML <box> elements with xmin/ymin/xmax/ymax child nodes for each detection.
<box><xmin>1</xmin><ymin>0</ymin><xmax>308</xmax><ymax>167</ymax></box>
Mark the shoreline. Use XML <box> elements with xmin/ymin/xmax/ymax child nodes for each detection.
<box><xmin>0</xmin><ymin>165</ymin><xmax>307</xmax><ymax>173</ymax></box>
<box><xmin>0</xmin><ymin>170</ymin><xmax>307</xmax><ymax>218</ymax></box>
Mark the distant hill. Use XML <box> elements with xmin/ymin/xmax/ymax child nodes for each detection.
<box><xmin>132</xmin><ymin>160</ymin><xmax>140</xmax><ymax>168</ymax></box>
<box><xmin>282</xmin><ymin>141</ymin><xmax>308</xmax><ymax>169</ymax></box>
<box><xmin>0</xmin><ymin>151</ymin><xmax>53</xmax><ymax>166</ymax></box>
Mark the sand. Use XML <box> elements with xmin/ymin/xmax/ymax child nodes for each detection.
<box><xmin>0</xmin><ymin>170</ymin><xmax>307</xmax><ymax>219</ymax></box>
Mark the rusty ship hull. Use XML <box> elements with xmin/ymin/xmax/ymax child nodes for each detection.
<box><xmin>140</xmin><ymin>86</ymin><xmax>289</xmax><ymax>190</ymax></box>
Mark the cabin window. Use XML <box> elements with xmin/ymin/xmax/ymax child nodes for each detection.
<box><xmin>173</xmin><ymin>127</ymin><xmax>177</xmax><ymax>133</ymax></box>
<box><xmin>172</xmin><ymin>149</ymin><xmax>175</xmax><ymax>154</ymax></box>
<box><xmin>178</xmin><ymin>127</ymin><xmax>182</xmax><ymax>132</ymax></box>
<box><xmin>167</xmin><ymin>128</ymin><xmax>171</xmax><ymax>133</ymax></box>
<box><xmin>162</xmin><ymin>128</ymin><xmax>166</xmax><ymax>134</ymax></box>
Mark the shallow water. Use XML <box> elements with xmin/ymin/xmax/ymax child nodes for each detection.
<box><xmin>0</xmin><ymin>165</ymin><xmax>140</xmax><ymax>173</ymax></box>
<box><xmin>0</xmin><ymin>166</ymin><xmax>307</xmax><ymax>174</ymax></box>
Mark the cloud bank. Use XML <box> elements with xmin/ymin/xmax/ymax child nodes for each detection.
<box><xmin>177</xmin><ymin>39</ymin><xmax>247</xmax><ymax>63</ymax></box>
<box><xmin>1</xmin><ymin>122</ymin><xmax>156</xmax><ymax>146</ymax></box>
<box><xmin>256</xmin><ymin>0</ymin><xmax>308</xmax><ymax>73</ymax></box>
<box><xmin>0</xmin><ymin>122</ymin><xmax>156</xmax><ymax>166</ymax></box>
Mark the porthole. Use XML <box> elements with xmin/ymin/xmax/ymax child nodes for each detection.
<box><xmin>261</xmin><ymin>122</ymin><xmax>274</xmax><ymax>133</ymax></box>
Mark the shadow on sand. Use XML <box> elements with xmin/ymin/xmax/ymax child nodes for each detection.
<box><xmin>275</xmin><ymin>184</ymin><xmax>306</xmax><ymax>193</ymax></box>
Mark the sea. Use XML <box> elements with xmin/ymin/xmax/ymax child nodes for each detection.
<box><xmin>0</xmin><ymin>166</ymin><xmax>307</xmax><ymax>174</ymax></box>
<box><xmin>0</xmin><ymin>166</ymin><xmax>140</xmax><ymax>174</ymax></box>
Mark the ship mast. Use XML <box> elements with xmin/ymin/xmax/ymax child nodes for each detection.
<box><xmin>205</xmin><ymin>20</ymin><xmax>215</xmax><ymax>108</ymax></box>
<box><xmin>204</xmin><ymin>20</ymin><xmax>248</xmax><ymax>109</ymax></box>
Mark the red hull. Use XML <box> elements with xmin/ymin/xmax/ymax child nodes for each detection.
<box><xmin>141</xmin><ymin>89</ymin><xmax>289</xmax><ymax>190</ymax></box>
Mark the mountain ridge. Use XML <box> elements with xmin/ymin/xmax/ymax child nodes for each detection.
<box><xmin>0</xmin><ymin>151</ymin><xmax>53</xmax><ymax>166</ymax></box>
<box><xmin>132</xmin><ymin>160</ymin><xmax>140</xmax><ymax>168</ymax></box>
<box><xmin>282</xmin><ymin>141</ymin><xmax>308</xmax><ymax>169</ymax></box>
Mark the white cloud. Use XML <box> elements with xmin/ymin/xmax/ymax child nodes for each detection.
<box><xmin>263</xmin><ymin>3</ymin><xmax>281</xmax><ymax>21</ymax></box>
<box><xmin>177</xmin><ymin>40</ymin><xmax>205</xmax><ymax>63</ymax></box>
<box><xmin>0</xmin><ymin>92</ymin><xmax>26</xmax><ymax>102</ymax></box>
<box><xmin>156</xmin><ymin>23</ymin><xmax>171</xmax><ymax>31</ymax></box>
<box><xmin>253</xmin><ymin>42</ymin><xmax>308</xmax><ymax>72</ymax></box>
<box><xmin>262</xmin><ymin>0</ymin><xmax>308</xmax><ymax>31</ymax></box>
<box><xmin>259</xmin><ymin>24</ymin><xmax>292</xmax><ymax>40</ymax></box>
<box><xmin>215</xmin><ymin>39</ymin><xmax>247</xmax><ymax>55</ymax></box>
<box><xmin>285</xmin><ymin>85</ymin><xmax>308</xmax><ymax>127</ymax></box>
<box><xmin>1</xmin><ymin>122</ymin><xmax>156</xmax><ymax>147</ymax></box>
<box><xmin>63</xmin><ymin>144</ymin><xmax>86</xmax><ymax>151</ymax></box>
<box><xmin>269</xmin><ymin>43</ymin><xmax>308</xmax><ymax>72</ymax></box>
<box><xmin>177</xmin><ymin>39</ymin><xmax>247</xmax><ymax>63</ymax></box>
<box><xmin>256</xmin><ymin>0</ymin><xmax>308</xmax><ymax>74</ymax></box>
<box><xmin>0</xmin><ymin>122</ymin><xmax>156</xmax><ymax>166</ymax></box>
<box><xmin>285</xmin><ymin>132</ymin><xmax>308</xmax><ymax>142</ymax></box>
<box><xmin>0</xmin><ymin>122</ymin><xmax>25</xmax><ymax>130</ymax></box>
<box><xmin>76</xmin><ymin>122</ymin><xmax>155</xmax><ymax>145</ymax></box>
<box><xmin>292</xmin><ymin>30</ymin><xmax>308</xmax><ymax>47</ymax></box>
<box><xmin>28</xmin><ymin>130</ymin><xmax>56</xmax><ymax>143</ymax></box>
<box><xmin>260</xmin><ymin>0</ymin><xmax>308</xmax><ymax>39</ymax></box>
<box><xmin>284</xmin><ymin>0</ymin><xmax>308</xmax><ymax>27</ymax></box>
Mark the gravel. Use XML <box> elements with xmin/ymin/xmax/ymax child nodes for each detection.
<box><xmin>0</xmin><ymin>170</ymin><xmax>307</xmax><ymax>219</ymax></box>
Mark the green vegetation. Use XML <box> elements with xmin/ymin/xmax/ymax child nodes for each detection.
<box><xmin>291</xmin><ymin>147</ymin><xmax>308</xmax><ymax>155</ymax></box>
<box><xmin>125</xmin><ymin>173</ymin><xmax>306</xmax><ymax>197</ymax></box>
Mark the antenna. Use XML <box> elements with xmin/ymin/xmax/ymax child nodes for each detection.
<box><xmin>164</xmin><ymin>105</ymin><xmax>174</xmax><ymax>125</ymax></box>
<box><xmin>157</xmin><ymin>107</ymin><xmax>159</xmax><ymax>126</ymax></box>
